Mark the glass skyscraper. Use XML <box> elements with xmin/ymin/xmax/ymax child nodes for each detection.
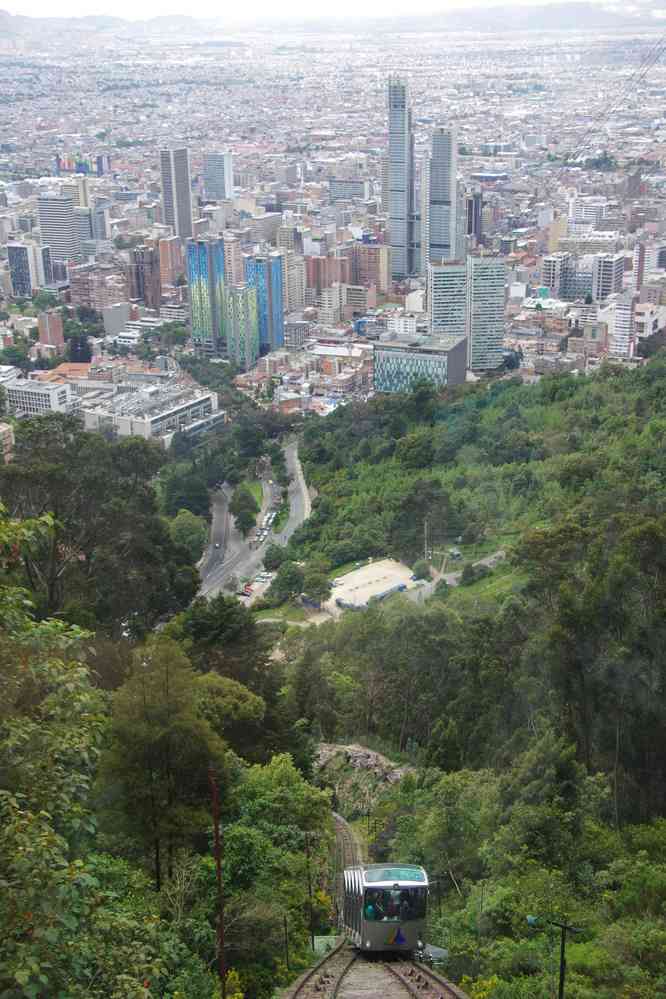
<box><xmin>243</xmin><ymin>252</ymin><xmax>284</xmax><ymax>352</ymax></box>
<box><xmin>187</xmin><ymin>237</ymin><xmax>226</xmax><ymax>355</ymax></box>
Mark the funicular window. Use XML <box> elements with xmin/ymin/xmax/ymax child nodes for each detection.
<box><xmin>363</xmin><ymin>886</ymin><xmax>427</xmax><ymax>922</ymax></box>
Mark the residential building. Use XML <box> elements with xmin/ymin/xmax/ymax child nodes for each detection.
<box><xmin>222</xmin><ymin>233</ymin><xmax>244</xmax><ymax>286</ymax></box>
<box><xmin>386</xmin><ymin>312</ymin><xmax>418</xmax><ymax>337</ymax></box>
<box><xmin>5</xmin><ymin>378</ymin><xmax>73</xmax><ymax>415</ymax></box>
<box><xmin>159</xmin><ymin>236</ymin><xmax>184</xmax><ymax>286</ymax></box>
<box><xmin>283</xmin><ymin>252</ymin><xmax>306</xmax><ymax>311</ymax></box>
<box><xmin>349</xmin><ymin>240</ymin><xmax>391</xmax><ymax>295</ymax></box>
<box><xmin>599</xmin><ymin>293</ymin><xmax>636</xmax><ymax>358</ymax></box>
<box><xmin>225</xmin><ymin>284</ymin><xmax>259</xmax><ymax>371</ymax></box>
<box><xmin>160</xmin><ymin>147</ymin><xmax>193</xmax><ymax>239</ymax></box>
<box><xmin>187</xmin><ymin>237</ymin><xmax>226</xmax><ymax>355</ymax></box>
<box><xmin>37</xmin><ymin>194</ymin><xmax>80</xmax><ymax>262</ymax></box>
<box><xmin>244</xmin><ymin>251</ymin><xmax>284</xmax><ymax>351</ymax></box>
<box><xmin>284</xmin><ymin>319</ymin><xmax>311</xmax><ymax>350</ymax></box>
<box><xmin>374</xmin><ymin>335</ymin><xmax>467</xmax><ymax>393</ymax></box>
<box><xmin>387</xmin><ymin>75</ymin><xmax>417</xmax><ymax>279</ymax></box>
<box><xmin>466</xmin><ymin>255</ymin><xmax>506</xmax><ymax>371</ymax></box>
<box><xmin>591</xmin><ymin>253</ymin><xmax>625</xmax><ymax>302</ymax></box>
<box><xmin>541</xmin><ymin>252</ymin><xmax>574</xmax><ymax>299</ymax></box>
<box><xmin>203</xmin><ymin>151</ymin><xmax>234</xmax><ymax>201</ymax></box>
<box><xmin>37</xmin><ymin>310</ymin><xmax>65</xmax><ymax>355</ymax></box>
<box><xmin>68</xmin><ymin>263</ymin><xmax>129</xmax><ymax>312</ymax></box>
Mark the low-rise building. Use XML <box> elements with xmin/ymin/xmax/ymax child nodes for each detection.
<box><xmin>373</xmin><ymin>335</ymin><xmax>467</xmax><ymax>393</ymax></box>
<box><xmin>5</xmin><ymin>378</ymin><xmax>73</xmax><ymax>415</ymax></box>
<box><xmin>81</xmin><ymin>385</ymin><xmax>221</xmax><ymax>446</ymax></box>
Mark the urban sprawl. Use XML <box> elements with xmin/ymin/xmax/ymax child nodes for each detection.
<box><xmin>2</xmin><ymin>16</ymin><xmax>666</xmax><ymax>450</ymax></box>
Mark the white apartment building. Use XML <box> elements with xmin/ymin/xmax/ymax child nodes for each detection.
<box><xmin>568</xmin><ymin>195</ymin><xmax>607</xmax><ymax>230</ymax></box>
<box><xmin>599</xmin><ymin>293</ymin><xmax>636</xmax><ymax>358</ymax></box>
<box><xmin>5</xmin><ymin>378</ymin><xmax>73</xmax><ymax>415</ymax></box>
<box><xmin>386</xmin><ymin>312</ymin><xmax>418</xmax><ymax>338</ymax></box>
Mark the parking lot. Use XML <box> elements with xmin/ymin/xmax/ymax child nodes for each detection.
<box><xmin>324</xmin><ymin>559</ymin><xmax>420</xmax><ymax>616</ymax></box>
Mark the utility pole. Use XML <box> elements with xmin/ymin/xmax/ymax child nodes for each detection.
<box><xmin>209</xmin><ymin>768</ymin><xmax>226</xmax><ymax>999</ymax></box>
<box><xmin>527</xmin><ymin>914</ymin><xmax>580</xmax><ymax>999</ymax></box>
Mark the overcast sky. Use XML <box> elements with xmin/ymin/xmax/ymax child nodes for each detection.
<box><xmin>6</xmin><ymin>0</ymin><xmax>602</xmax><ymax>21</ymax></box>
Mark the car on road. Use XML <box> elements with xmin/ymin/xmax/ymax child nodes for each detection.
<box><xmin>214</xmin><ymin>542</ymin><xmax>221</xmax><ymax>549</ymax></box>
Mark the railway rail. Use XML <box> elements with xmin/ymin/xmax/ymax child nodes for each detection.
<box><xmin>286</xmin><ymin>942</ymin><xmax>469</xmax><ymax>998</ymax></box>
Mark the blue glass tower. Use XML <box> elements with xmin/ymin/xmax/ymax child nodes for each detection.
<box><xmin>243</xmin><ymin>252</ymin><xmax>284</xmax><ymax>352</ymax></box>
<box><xmin>187</xmin><ymin>237</ymin><xmax>226</xmax><ymax>355</ymax></box>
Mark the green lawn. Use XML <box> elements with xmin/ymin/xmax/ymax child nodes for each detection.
<box><xmin>247</xmin><ymin>480</ymin><xmax>263</xmax><ymax>508</ymax></box>
<box><xmin>253</xmin><ymin>603</ymin><xmax>308</xmax><ymax>623</ymax></box>
<box><xmin>445</xmin><ymin>561</ymin><xmax>526</xmax><ymax>608</ymax></box>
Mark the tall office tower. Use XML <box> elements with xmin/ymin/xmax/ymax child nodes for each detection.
<box><xmin>37</xmin><ymin>194</ymin><xmax>80</xmax><ymax>263</ymax></box>
<box><xmin>424</xmin><ymin>127</ymin><xmax>457</xmax><ymax>265</ymax></box>
<box><xmin>7</xmin><ymin>243</ymin><xmax>45</xmax><ymax>296</ymax></box>
<box><xmin>92</xmin><ymin>204</ymin><xmax>110</xmax><ymax>241</ymax></box>
<box><xmin>61</xmin><ymin>175</ymin><xmax>90</xmax><ymax>208</ymax></box>
<box><xmin>130</xmin><ymin>245</ymin><xmax>162</xmax><ymax>310</ymax></box>
<box><xmin>159</xmin><ymin>236</ymin><xmax>184</xmax><ymax>286</ymax></box>
<box><xmin>466</xmin><ymin>255</ymin><xmax>506</xmax><ymax>371</ymax></box>
<box><xmin>226</xmin><ymin>284</ymin><xmax>259</xmax><ymax>371</ymax></box>
<box><xmin>428</xmin><ymin>261</ymin><xmax>467</xmax><ymax>339</ymax></box>
<box><xmin>244</xmin><ymin>251</ymin><xmax>285</xmax><ymax>352</ymax></box>
<box><xmin>41</xmin><ymin>246</ymin><xmax>53</xmax><ymax>286</ymax></box>
<box><xmin>465</xmin><ymin>189</ymin><xmax>483</xmax><ymax>240</ymax></box>
<box><xmin>387</xmin><ymin>75</ymin><xmax>416</xmax><ymax>279</ymax></box>
<box><xmin>187</xmin><ymin>237</ymin><xmax>226</xmax><ymax>355</ymax></box>
<box><xmin>160</xmin><ymin>147</ymin><xmax>193</xmax><ymax>239</ymax></box>
<box><xmin>203</xmin><ymin>151</ymin><xmax>234</xmax><ymax>201</ymax></box>
<box><xmin>592</xmin><ymin>252</ymin><xmax>625</xmax><ymax>301</ymax></box>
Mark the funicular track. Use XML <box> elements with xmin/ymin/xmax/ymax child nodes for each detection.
<box><xmin>285</xmin><ymin>814</ymin><xmax>469</xmax><ymax>998</ymax></box>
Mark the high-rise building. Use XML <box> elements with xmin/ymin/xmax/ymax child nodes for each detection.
<box><xmin>222</xmin><ymin>233</ymin><xmax>244</xmax><ymax>286</ymax></box>
<box><xmin>225</xmin><ymin>284</ymin><xmax>259</xmax><ymax>371</ymax></box>
<box><xmin>541</xmin><ymin>252</ymin><xmax>574</xmax><ymax>298</ymax></box>
<box><xmin>76</xmin><ymin>207</ymin><xmax>93</xmax><ymax>245</ymax></box>
<box><xmin>466</xmin><ymin>255</ymin><xmax>506</xmax><ymax>371</ymax></box>
<box><xmin>465</xmin><ymin>189</ymin><xmax>483</xmax><ymax>241</ymax></box>
<box><xmin>37</xmin><ymin>194</ymin><xmax>80</xmax><ymax>263</ymax></box>
<box><xmin>130</xmin><ymin>245</ymin><xmax>162</xmax><ymax>310</ymax></box>
<box><xmin>349</xmin><ymin>241</ymin><xmax>391</xmax><ymax>295</ymax></box>
<box><xmin>203</xmin><ymin>151</ymin><xmax>234</xmax><ymax>201</ymax></box>
<box><xmin>159</xmin><ymin>236</ymin><xmax>184</xmax><ymax>286</ymax></box>
<box><xmin>7</xmin><ymin>243</ymin><xmax>45</xmax><ymax>296</ymax></box>
<box><xmin>428</xmin><ymin>261</ymin><xmax>467</xmax><ymax>338</ymax></box>
<box><xmin>591</xmin><ymin>252</ymin><xmax>625</xmax><ymax>301</ymax></box>
<box><xmin>283</xmin><ymin>252</ymin><xmax>306</xmax><ymax>311</ymax></box>
<box><xmin>187</xmin><ymin>237</ymin><xmax>226</xmax><ymax>355</ymax></box>
<box><xmin>244</xmin><ymin>252</ymin><xmax>284</xmax><ymax>352</ymax></box>
<box><xmin>38</xmin><ymin>310</ymin><xmax>65</xmax><ymax>355</ymax></box>
<box><xmin>600</xmin><ymin>292</ymin><xmax>636</xmax><ymax>358</ymax></box>
<box><xmin>387</xmin><ymin>76</ymin><xmax>416</xmax><ymax>279</ymax></box>
<box><xmin>424</xmin><ymin>127</ymin><xmax>457</xmax><ymax>265</ymax></box>
<box><xmin>160</xmin><ymin>148</ymin><xmax>193</xmax><ymax>239</ymax></box>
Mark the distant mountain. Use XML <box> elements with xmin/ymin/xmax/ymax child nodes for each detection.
<box><xmin>0</xmin><ymin>3</ymin><xmax>661</xmax><ymax>44</ymax></box>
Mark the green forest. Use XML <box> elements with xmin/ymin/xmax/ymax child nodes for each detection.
<box><xmin>2</xmin><ymin>355</ymin><xmax>666</xmax><ymax>996</ymax></box>
<box><xmin>279</xmin><ymin>357</ymin><xmax>666</xmax><ymax>997</ymax></box>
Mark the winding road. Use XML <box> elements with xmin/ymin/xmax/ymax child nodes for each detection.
<box><xmin>199</xmin><ymin>440</ymin><xmax>311</xmax><ymax>599</ymax></box>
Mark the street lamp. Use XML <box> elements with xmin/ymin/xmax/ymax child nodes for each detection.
<box><xmin>526</xmin><ymin>915</ymin><xmax>581</xmax><ymax>999</ymax></box>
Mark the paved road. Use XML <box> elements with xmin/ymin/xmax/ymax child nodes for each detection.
<box><xmin>199</xmin><ymin>440</ymin><xmax>311</xmax><ymax>599</ymax></box>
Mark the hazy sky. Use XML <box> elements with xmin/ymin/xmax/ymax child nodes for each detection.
<box><xmin>6</xmin><ymin>0</ymin><xmax>599</xmax><ymax>21</ymax></box>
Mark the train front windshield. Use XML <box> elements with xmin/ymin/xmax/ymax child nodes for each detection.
<box><xmin>363</xmin><ymin>887</ymin><xmax>426</xmax><ymax>922</ymax></box>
